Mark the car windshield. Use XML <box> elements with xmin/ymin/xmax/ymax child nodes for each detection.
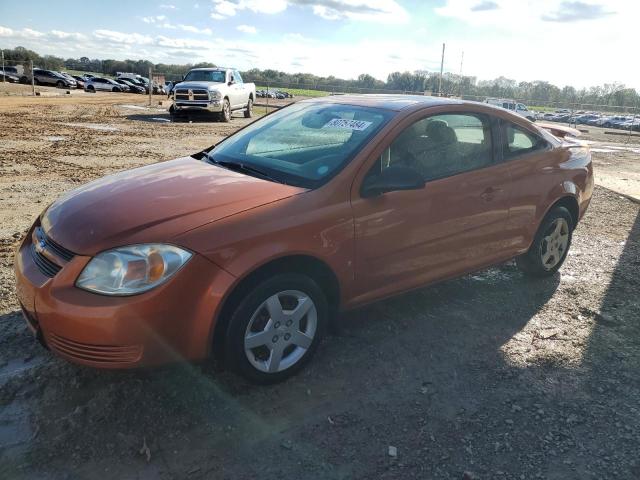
<box><xmin>208</xmin><ymin>102</ymin><xmax>393</xmax><ymax>189</ymax></box>
<box><xmin>184</xmin><ymin>70</ymin><xmax>226</xmax><ymax>83</ymax></box>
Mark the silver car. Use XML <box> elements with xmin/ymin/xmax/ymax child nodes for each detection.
<box><xmin>84</xmin><ymin>77</ymin><xmax>125</xmax><ymax>93</ymax></box>
<box><xmin>33</xmin><ymin>69</ymin><xmax>77</xmax><ymax>88</ymax></box>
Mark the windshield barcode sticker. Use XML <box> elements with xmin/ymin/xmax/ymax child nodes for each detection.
<box><xmin>323</xmin><ymin>118</ymin><xmax>372</xmax><ymax>131</ymax></box>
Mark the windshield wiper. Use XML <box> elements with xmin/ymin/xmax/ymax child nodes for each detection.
<box><xmin>206</xmin><ymin>154</ymin><xmax>283</xmax><ymax>184</ymax></box>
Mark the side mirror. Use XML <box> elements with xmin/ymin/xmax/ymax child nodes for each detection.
<box><xmin>361</xmin><ymin>165</ymin><xmax>425</xmax><ymax>198</ymax></box>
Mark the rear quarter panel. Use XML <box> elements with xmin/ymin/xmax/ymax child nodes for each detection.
<box><xmin>506</xmin><ymin>143</ymin><xmax>593</xmax><ymax>253</ymax></box>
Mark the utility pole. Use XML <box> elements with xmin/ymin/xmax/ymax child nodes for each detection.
<box><xmin>148</xmin><ymin>66</ymin><xmax>153</xmax><ymax>107</ymax></box>
<box><xmin>30</xmin><ymin>60</ymin><xmax>35</xmax><ymax>96</ymax></box>
<box><xmin>438</xmin><ymin>43</ymin><xmax>445</xmax><ymax>97</ymax></box>
<box><xmin>458</xmin><ymin>50</ymin><xmax>464</xmax><ymax>97</ymax></box>
<box><xmin>1</xmin><ymin>50</ymin><xmax>5</xmax><ymax>83</ymax></box>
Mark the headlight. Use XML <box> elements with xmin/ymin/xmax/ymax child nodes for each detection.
<box><xmin>209</xmin><ymin>90</ymin><xmax>221</xmax><ymax>100</ymax></box>
<box><xmin>76</xmin><ymin>244</ymin><xmax>192</xmax><ymax>296</ymax></box>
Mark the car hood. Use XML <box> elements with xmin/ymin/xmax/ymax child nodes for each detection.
<box><xmin>41</xmin><ymin>157</ymin><xmax>305</xmax><ymax>255</ymax></box>
<box><xmin>175</xmin><ymin>81</ymin><xmax>223</xmax><ymax>90</ymax></box>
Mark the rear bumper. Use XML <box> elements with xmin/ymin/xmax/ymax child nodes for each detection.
<box><xmin>14</xmin><ymin>222</ymin><xmax>235</xmax><ymax>369</ymax></box>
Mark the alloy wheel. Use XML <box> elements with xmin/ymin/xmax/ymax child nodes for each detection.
<box><xmin>244</xmin><ymin>290</ymin><xmax>317</xmax><ymax>373</ymax></box>
<box><xmin>540</xmin><ymin>217</ymin><xmax>570</xmax><ymax>270</ymax></box>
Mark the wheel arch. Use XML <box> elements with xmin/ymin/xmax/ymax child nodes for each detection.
<box><xmin>210</xmin><ymin>254</ymin><xmax>341</xmax><ymax>363</ymax></box>
<box><xmin>542</xmin><ymin>194</ymin><xmax>579</xmax><ymax>231</ymax></box>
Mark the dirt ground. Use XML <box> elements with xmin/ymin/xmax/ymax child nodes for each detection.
<box><xmin>0</xmin><ymin>87</ymin><xmax>639</xmax><ymax>479</ymax></box>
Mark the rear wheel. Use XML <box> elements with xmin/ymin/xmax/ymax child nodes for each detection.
<box><xmin>224</xmin><ymin>273</ymin><xmax>328</xmax><ymax>384</ymax></box>
<box><xmin>219</xmin><ymin>98</ymin><xmax>231</xmax><ymax>122</ymax></box>
<box><xmin>33</xmin><ymin>78</ymin><xmax>40</xmax><ymax>86</ymax></box>
<box><xmin>244</xmin><ymin>98</ymin><xmax>253</xmax><ymax>118</ymax></box>
<box><xmin>516</xmin><ymin>206</ymin><xmax>573</xmax><ymax>277</ymax></box>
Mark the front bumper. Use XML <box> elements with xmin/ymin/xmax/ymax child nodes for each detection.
<box><xmin>14</xmin><ymin>222</ymin><xmax>235</xmax><ymax>369</ymax></box>
<box><xmin>173</xmin><ymin>99</ymin><xmax>223</xmax><ymax>113</ymax></box>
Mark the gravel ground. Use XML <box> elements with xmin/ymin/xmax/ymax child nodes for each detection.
<box><xmin>0</xmin><ymin>93</ymin><xmax>639</xmax><ymax>479</ymax></box>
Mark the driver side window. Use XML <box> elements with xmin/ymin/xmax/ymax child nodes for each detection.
<box><xmin>375</xmin><ymin>113</ymin><xmax>494</xmax><ymax>182</ymax></box>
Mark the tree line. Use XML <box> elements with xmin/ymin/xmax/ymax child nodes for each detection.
<box><xmin>2</xmin><ymin>45</ymin><xmax>638</xmax><ymax>108</ymax></box>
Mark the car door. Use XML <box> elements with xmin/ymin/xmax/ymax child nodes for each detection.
<box><xmin>231</xmin><ymin>70</ymin><xmax>245</xmax><ymax>108</ymax></box>
<box><xmin>350</xmin><ymin>108</ymin><xmax>513</xmax><ymax>305</ymax></box>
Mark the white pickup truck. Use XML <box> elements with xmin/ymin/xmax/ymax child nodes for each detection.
<box><xmin>485</xmin><ymin>98</ymin><xmax>536</xmax><ymax>122</ymax></box>
<box><xmin>169</xmin><ymin>67</ymin><xmax>255</xmax><ymax>122</ymax></box>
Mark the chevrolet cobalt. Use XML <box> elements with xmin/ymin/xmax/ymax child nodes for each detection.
<box><xmin>14</xmin><ymin>95</ymin><xmax>593</xmax><ymax>383</ymax></box>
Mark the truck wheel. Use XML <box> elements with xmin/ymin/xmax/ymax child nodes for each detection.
<box><xmin>220</xmin><ymin>98</ymin><xmax>231</xmax><ymax>122</ymax></box>
<box><xmin>244</xmin><ymin>98</ymin><xmax>253</xmax><ymax>118</ymax></box>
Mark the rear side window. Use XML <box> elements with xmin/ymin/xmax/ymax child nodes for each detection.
<box><xmin>377</xmin><ymin>112</ymin><xmax>494</xmax><ymax>182</ymax></box>
<box><xmin>502</xmin><ymin>121</ymin><xmax>548</xmax><ymax>159</ymax></box>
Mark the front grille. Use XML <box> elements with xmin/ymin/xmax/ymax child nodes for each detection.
<box><xmin>175</xmin><ymin>88</ymin><xmax>210</xmax><ymax>101</ymax></box>
<box><xmin>48</xmin><ymin>333</ymin><xmax>143</xmax><ymax>365</ymax></box>
<box><xmin>30</xmin><ymin>226</ymin><xmax>76</xmax><ymax>278</ymax></box>
<box><xmin>35</xmin><ymin>227</ymin><xmax>75</xmax><ymax>262</ymax></box>
<box><xmin>30</xmin><ymin>244</ymin><xmax>62</xmax><ymax>277</ymax></box>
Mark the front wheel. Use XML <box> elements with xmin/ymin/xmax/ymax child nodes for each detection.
<box><xmin>244</xmin><ymin>98</ymin><xmax>253</xmax><ymax>118</ymax></box>
<box><xmin>516</xmin><ymin>206</ymin><xmax>573</xmax><ymax>277</ymax></box>
<box><xmin>219</xmin><ymin>98</ymin><xmax>231</xmax><ymax>122</ymax></box>
<box><xmin>225</xmin><ymin>273</ymin><xmax>328</xmax><ymax>384</ymax></box>
<box><xmin>56</xmin><ymin>80</ymin><xmax>65</xmax><ymax>88</ymax></box>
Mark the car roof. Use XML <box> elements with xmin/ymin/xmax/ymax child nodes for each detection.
<box><xmin>298</xmin><ymin>94</ymin><xmax>465</xmax><ymax>111</ymax></box>
<box><xmin>189</xmin><ymin>67</ymin><xmax>229</xmax><ymax>72</ymax></box>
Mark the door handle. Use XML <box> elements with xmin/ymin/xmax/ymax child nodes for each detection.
<box><xmin>480</xmin><ymin>187</ymin><xmax>502</xmax><ymax>201</ymax></box>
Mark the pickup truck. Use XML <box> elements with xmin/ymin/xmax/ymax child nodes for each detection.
<box><xmin>169</xmin><ymin>68</ymin><xmax>255</xmax><ymax>122</ymax></box>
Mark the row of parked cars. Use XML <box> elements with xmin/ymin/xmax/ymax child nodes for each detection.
<box><xmin>536</xmin><ymin>110</ymin><xmax>640</xmax><ymax>131</ymax></box>
<box><xmin>0</xmin><ymin>66</ymin><xmax>166</xmax><ymax>95</ymax></box>
<box><xmin>256</xmin><ymin>89</ymin><xmax>294</xmax><ymax>99</ymax></box>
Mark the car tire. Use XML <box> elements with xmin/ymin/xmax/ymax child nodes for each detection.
<box><xmin>516</xmin><ymin>206</ymin><xmax>573</xmax><ymax>278</ymax></box>
<box><xmin>244</xmin><ymin>98</ymin><xmax>253</xmax><ymax>118</ymax></box>
<box><xmin>56</xmin><ymin>80</ymin><xmax>64</xmax><ymax>88</ymax></box>
<box><xmin>33</xmin><ymin>78</ymin><xmax>40</xmax><ymax>86</ymax></box>
<box><xmin>86</xmin><ymin>86</ymin><xmax>95</xmax><ymax>93</ymax></box>
<box><xmin>224</xmin><ymin>273</ymin><xmax>328</xmax><ymax>384</ymax></box>
<box><xmin>220</xmin><ymin>98</ymin><xmax>231</xmax><ymax>122</ymax></box>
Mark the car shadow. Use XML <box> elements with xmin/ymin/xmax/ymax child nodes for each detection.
<box><xmin>124</xmin><ymin>112</ymin><xmax>244</xmax><ymax>124</ymax></box>
<box><xmin>0</xmin><ymin>262</ymin><xmax>563</xmax><ymax>479</ymax></box>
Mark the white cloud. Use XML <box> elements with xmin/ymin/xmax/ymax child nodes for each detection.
<box><xmin>236</xmin><ymin>24</ymin><xmax>257</xmax><ymax>34</ymax></box>
<box><xmin>0</xmin><ymin>26</ymin><xmax>14</xmax><ymax>37</ymax></box>
<box><xmin>210</xmin><ymin>0</ymin><xmax>403</xmax><ymax>22</ymax></box>
<box><xmin>158</xmin><ymin>22</ymin><xmax>213</xmax><ymax>34</ymax></box>
<box><xmin>159</xmin><ymin>4</ymin><xmax>176</xmax><ymax>9</ymax></box>
<box><xmin>93</xmin><ymin>29</ymin><xmax>154</xmax><ymax>45</ymax></box>
<box><xmin>141</xmin><ymin>15</ymin><xmax>166</xmax><ymax>24</ymax></box>
<box><xmin>51</xmin><ymin>30</ymin><xmax>86</xmax><ymax>41</ymax></box>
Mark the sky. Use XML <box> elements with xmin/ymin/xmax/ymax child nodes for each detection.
<box><xmin>0</xmin><ymin>0</ymin><xmax>637</xmax><ymax>89</ymax></box>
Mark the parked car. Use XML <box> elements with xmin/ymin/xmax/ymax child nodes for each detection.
<box><xmin>33</xmin><ymin>69</ymin><xmax>76</xmax><ymax>88</ymax></box>
<box><xmin>600</xmin><ymin>115</ymin><xmax>630</xmax><ymax>128</ymax></box>
<box><xmin>58</xmin><ymin>72</ymin><xmax>81</xmax><ymax>88</ymax></box>
<box><xmin>84</xmin><ymin>77</ymin><xmax>124</xmax><ymax>92</ymax></box>
<box><xmin>14</xmin><ymin>95</ymin><xmax>593</xmax><ymax>383</ymax></box>
<box><xmin>1</xmin><ymin>65</ymin><xmax>29</xmax><ymax>83</ymax></box>
<box><xmin>485</xmin><ymin>98</ymin><xmax>536</xmax><ymax>121</ymax></box>
<box><xmin>169</xmin><ymin>67</ymin><xmax>256</xmax><ymax>121</ymax></box>
<box><xmin>115</xmin><ymin>78</ymin><xmax>145</xmax><ymax>94</ymax></box>
<box><xmin>71</xmin><ymin>76</ymin><xmax>86</xmax><ymax>89</ymax></box>
<box><xmin>0</xmin><ymin>71</ymin><xmax>20</xmax><ymax>83</ymax></box>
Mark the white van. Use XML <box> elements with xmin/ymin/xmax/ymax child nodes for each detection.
<box><xmin>485</xmin><ymin>98</ymin><xmax>535</xmax><ymax>121</ymax></box>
